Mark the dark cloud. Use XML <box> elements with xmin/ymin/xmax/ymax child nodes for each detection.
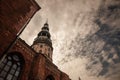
<box><xmin>58</xmin><ymin>0</ymin><xmax>120</xmax><ymax>80</ymax></box>
<box><xmin>98</xmin><ymin>61</ymin><xmax>109</xmax><ymax>76</ymax></box>
<box><xmin>95</xmin><ymin>1</ymin><xmax>120</xmax><ymax>78</ymax></box>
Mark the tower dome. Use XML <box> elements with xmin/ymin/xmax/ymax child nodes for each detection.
<box><xmin>32</xmin><ymin>21</ymin><xmax>53</xmax><ymax>61</ymax></box>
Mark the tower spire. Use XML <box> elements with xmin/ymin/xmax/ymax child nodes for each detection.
<box><xmin>32</xmin><ymin>20</ymin><xmax>53</xmax><ymax>61</ymax></box>
<box><xmin>42</xmin><ymin>19</ymin><xmax>49</xmax><ymax>31</ymax></box>
<box><xmin>79</xmin><ymin>77</ymin><xmax>81</xmax><ymax>80</ymax></box>
<box><xmin>46</xmin><ymin>18</ymin><xmax>48</xmax><ymax>23</ymax></box>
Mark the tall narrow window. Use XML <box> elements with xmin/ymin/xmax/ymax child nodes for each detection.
<box><xmin>0</xmin><ymin>54</ymin><xmax>24</xmax><ymax>80</ymax></box>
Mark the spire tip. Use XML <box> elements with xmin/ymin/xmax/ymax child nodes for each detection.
<box><xmin>46</xmin><ymin>18</ymin><xmax>48</xmax><ymax>24</ymax></box>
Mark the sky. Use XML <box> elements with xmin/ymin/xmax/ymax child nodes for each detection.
<box><xmin>20</xmin><ymin>0</ymin><xmax>120</xmax><ymax>80</ymax></box>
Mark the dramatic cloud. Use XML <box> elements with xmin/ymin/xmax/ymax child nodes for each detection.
<box><xmin>20</xmin><ymin>0</ymin><xmax>120</xmax><ymax>80</ymax></box>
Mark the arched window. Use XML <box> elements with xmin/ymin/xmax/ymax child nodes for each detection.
<box><xmin>0</xmin><ymin>53</ymin><xmax>24</xmax><ymax>80</ymax></box>
<box><xmin>46</xmin><ymin>75</ymin><xmax>55</xmax><ymax>80</ymax></box>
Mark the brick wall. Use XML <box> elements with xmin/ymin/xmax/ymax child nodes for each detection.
<box><xmin>0</xmin><ymin>0</ymin><xmax>40</xmax><ymax>56</ymax></box>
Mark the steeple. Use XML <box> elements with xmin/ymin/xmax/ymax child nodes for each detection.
<box><xmin>32</xmin><ymin>21</ymin><xmax>53</xmax><ymax>61</ymax></box>
<box><xmin>79</xmin><ymin>77</ymin><xmax>81</xmax><ymax>80</ymax></box>
<box><xmin>41</xmin><ymin>20</ymin><xmax>49</xmax><ymax>31</ymax></box>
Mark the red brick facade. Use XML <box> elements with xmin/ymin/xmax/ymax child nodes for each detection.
<box><xmin>0</xmin><ymin>0</ymin><xmax>70</xmax><ymax>80</ymax></box>
<box><xmin>0</xmin><ymin>0</ymin><xmax>40</xmax><ymax>55</ymax></box>
<box><xmin>7</xmin><ymin>38</ymin><xmax>70</xmax><ymax>80</ymax></box>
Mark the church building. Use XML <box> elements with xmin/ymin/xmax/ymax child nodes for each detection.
<box><xmin>0</xmin><ymin>0</ymin><xmax>70</xmax><ymax>80</ymax></box>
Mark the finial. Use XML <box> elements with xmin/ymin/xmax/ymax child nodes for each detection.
<box><xmin>46</xmin><ymin>18</ymin><xmax>48</xmax><ymax>23</ymax></box>
<box><xmin>43</xmin><ymin>18</ymin><xmax>49</xmax><ymax>30</ymax></box>
<box><xmin>44</xmin><ymin>18</ymin><xmax>48</xmax><ymax>26</ymax></box>
<box><xmin>79</xmin><ymin>77</ymin><xmax>81</xmax><ymax>80</ymax></box>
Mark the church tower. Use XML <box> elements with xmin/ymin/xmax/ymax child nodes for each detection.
<box><xmin>32</xmin><ymin>21</ymin><xmax>53</xmax><ymax>61</ymax></box>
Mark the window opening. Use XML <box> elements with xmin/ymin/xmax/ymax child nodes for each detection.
<box><xmin>0</xmin><ymin>54</ymin><xmax>23</xmax><ymax>80</ymax></box>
